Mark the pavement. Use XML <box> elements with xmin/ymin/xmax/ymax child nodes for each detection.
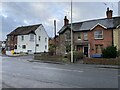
<box><xmin>27</xmin><ymin>59</ymin><xmax>120</xmax><ymax>69</ymax></box>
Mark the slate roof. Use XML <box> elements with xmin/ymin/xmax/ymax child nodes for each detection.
<box><xmin>58</xmin><ymin>16</ymin><xmax>120</xmax><ymax>34</ymax></box>
<box><xmin>7</xmin><ymin>24</ymin><xmax>41</xmax><ymax>36</ymax></box>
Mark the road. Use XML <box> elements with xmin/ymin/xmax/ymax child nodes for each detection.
<box><xmin>1</xmin><ymin>55</ymin><xmax>119</xmax><ymax>88</ymax></box>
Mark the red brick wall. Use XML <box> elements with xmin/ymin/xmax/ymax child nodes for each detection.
<box><xmin>88</xmin><ymin>25</ymin><xmax>113</xmax><ymax>55</ymax></box>
<box><xmin>6</xmin><ymin>35</ymin><xmax>17</xmax><ymax>50</ymax></box>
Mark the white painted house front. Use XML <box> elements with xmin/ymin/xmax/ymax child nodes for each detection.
<box><xmin>11</xmin><ymin>24</ymin><xmax>49</xmax><ymax>54</ymax></box>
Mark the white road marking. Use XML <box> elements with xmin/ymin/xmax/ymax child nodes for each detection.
<box><xmin>33</xmin><ymin>66</ymin><xmax>83</xmax><ymax>73</ymax></box>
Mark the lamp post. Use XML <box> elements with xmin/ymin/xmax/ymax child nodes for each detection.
<box><xmin>71</xmin><ymin>0</ymin><xmax>73</xmax><ymax>63</ymax></box>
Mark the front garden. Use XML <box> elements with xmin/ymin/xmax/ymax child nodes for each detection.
<box><xmin>34</xmin><ymin>46</ymin><xmax>120</xmax><ymax>65</ymax></box>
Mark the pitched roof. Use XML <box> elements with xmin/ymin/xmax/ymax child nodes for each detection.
<box><xmin>58</xmin><ymin>16</ymin><xmax>120</xmax><ymax>34</ymax></box>
<box><xmin>7</xmin><ymin>24</ymin><xmax>42</xmax><ymax>36</ymax></box>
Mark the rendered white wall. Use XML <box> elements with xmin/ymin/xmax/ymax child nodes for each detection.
<box><xmin>14</xmin><ymin>25</ymin><xmax>49</xmax><ymax>53</ymax></box>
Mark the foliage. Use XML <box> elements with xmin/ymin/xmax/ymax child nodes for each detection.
<box><xmin>66</xmin><ymin>51</ymin><xmax>84</xmax><ymax>62</ymax></box>
<box><xmin>49</xmin><ymin>44</ymin><xmax>56</xmax><ymax>55</ymax></box>
<box><xmin>102</xmin><ymin>46</ymin><xmax>117</xmax><ymax>58</ymax></box>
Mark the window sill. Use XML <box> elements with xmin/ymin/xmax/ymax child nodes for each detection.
<box><xmin>65</xmin><ymin>40</ymin><xmax>71</xmax><ymax>41</ymax></box>
<box><xmin>78</xmin><ymin>39</ymin><xmax>82</xmax><ymax>40</ymax></box>
<box><xmin>94</xmin><ymin>38</ymin><xmax>103</xmax><ymax>40</ymax></box>
<box><xmin>29</xmin><ymin>40</ymin><xmax>34</xmax><ymax>42</ymax></box>
<box><xmin>84</xmin><ymin>39</ymin><xmax>88</xmax><ymax>41</ymax></box>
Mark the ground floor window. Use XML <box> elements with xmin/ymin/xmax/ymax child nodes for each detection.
<box><xmin>14</xmin><ymin>45</ymin><xmax>17</xmax><ymax>49</ymax></box>
<box><xmin>95</xmin><ymin>44</ymin><xmax>103</xmax><ymax>54</ymax></box>
<box><xmin>65</xmin><ymin>45</ymin><xmax>71</xmax><ymax>53</ymax></box>
<box><xmin>22</xmin><ymin>45</ymin><xmax>26</xmax><ymax>49</ymax></box>
<box><xmin>45</xmin><ymin>45</ymin><xmax>47</xmax><ymax>50</ymax></box>
<box><xmin>76</xmin><ymin>45</ymin><xmax>83</xmax><ymax>52</ymax></box>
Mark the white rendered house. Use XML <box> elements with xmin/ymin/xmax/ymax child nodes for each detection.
<box><xmin>7</xmin><ymin>24</ymin><xmax>49</xmax><ymax>54</ymax></box>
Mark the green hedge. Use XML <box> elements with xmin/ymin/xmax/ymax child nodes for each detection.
<box><xmin>102</xmin><ymin>46</ymin><xmax>117</xmax><ymax>58</ymax></box>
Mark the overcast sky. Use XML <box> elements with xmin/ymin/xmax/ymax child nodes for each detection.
<box><xmin>0</xmin><ymin>1</ymin><xmax>119</xmax><ymax>41</ymax></box>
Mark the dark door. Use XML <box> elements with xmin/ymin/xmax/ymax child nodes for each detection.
<box><xmin>84</xmin><ymin>47</ymin><xmax>88</xmax><ymax>57</ymax></box>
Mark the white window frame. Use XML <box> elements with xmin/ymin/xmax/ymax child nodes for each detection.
<box><xmin>65</xmin><ymin>33</ymin><xmax>71</xmax><ymax>41</ymax></box>
<box><xmin>94</xmin><ymin>30</ymin><xmax>103</xmax><ymax>39</ymax></box>
<box><xmin>30</xmin><ymin>34</ymin><xmax>34</xmax><ymax>41</ymax></box>
<box><xmin>22</xmin><ymin>45</ymin><xmax>26</xmax><ymax>49</ymax></box>
<box><xmin>39</xmin><ymin>36</ymin><xmax>41</xmax><ymax>41</ymax></box>
<box><xmin>84</xmin><ymin>32</ymin><xmax>88</xmax><ymax>40</ymax></box>
<box><xmin>45</xmin><ymin>45</ymin><xmax>47</xmax><ymax>50</ymax></box>
<box><xmin>7</xmin><ymin>36</ymin><xmax>10</xmax><ymax>41</ymax></box>
<box><xmin>45</xmin><ymin>37</ymin><xmax>47</xmax><ymax>42</ymax></box>
<box><xmin>21</xmin><ymin>35</ymin><xmax>24</xmax><ymax>41</ymax></box>
<box><xmin>78</xmin><ymin>33</ymin><xmax>82</xmax><ymax>40</ymax></box>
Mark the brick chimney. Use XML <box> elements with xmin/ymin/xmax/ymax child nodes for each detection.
<box><xmin>64</xmin><ymin>16</ymin><xmax>69</xmax><ymax>26</ymax></box>
<box><xmin>106</xmin><ymin>7</ymin><xmax>113</xmax><ymax>19</ymax></box>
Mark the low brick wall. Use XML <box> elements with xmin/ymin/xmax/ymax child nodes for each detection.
<box><xmin>34</xmin><ymin>53</ymin><xmax>64</xmax><ymax>62</ymax></box>
<box><xmin>83</xmin><ymin>58</ymin><xmax>120</xmax><ymax>65</ymax></box>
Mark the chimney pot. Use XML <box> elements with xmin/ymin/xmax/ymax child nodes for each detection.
<box><xmin>64</xmin><ymin>16</ymin><xmax>69</xmax><ymax>26</ymax></box>
<box><xmin>106</xmin><ymin>7</ymin><xmax>113</xmax><ymax>19</ymax></box>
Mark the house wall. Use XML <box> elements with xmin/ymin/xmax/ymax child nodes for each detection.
<box><xmin>15</xmin><ymin>34</ymin><xmax>35</xmax><ymax>53</ymax></box>
<box><xmin>15</xmin><ymin>25</ymin><xmax>49</xmax><ymax>53</ymax></box>
<box><xmin>113</xmin><ymin>28</ymin><xmax>120</xmax><ymax>50</ymax></box>
<box><xmin>89</xmin><ymin>25</ymin><xmax>113</xmax><ymax>56</ymax></box>
<box><xmin>35</xmin><ymin>25</ymin><xmax>49</xmax><ymax>53</ymax></box>
<box><xmin>57</xmin><ymin>25</ymin><xmax>113</xmax><ymax>57</ymax></box>
<box><xmin>6</xmin><ymin>35</ymin><xmax>17</xmax><ymax>50</ymax></box>
<box><xmin>57</xmin><ymin>29</ymin><xmax>71</xmax><ymax>55</ymax></box>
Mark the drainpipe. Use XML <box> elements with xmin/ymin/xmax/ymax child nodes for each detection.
<box><xmin>35</xmin><ymin>34</ymin><xmax>37</xmax><ymax>54</ymax></box>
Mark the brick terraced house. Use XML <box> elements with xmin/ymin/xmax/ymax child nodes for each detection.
<box><xmin>57</xmin><ymin>8</ymin><xmax>120</xmax><ymax>57</ymax></box>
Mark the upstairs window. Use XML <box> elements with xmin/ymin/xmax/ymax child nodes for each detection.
<box><xmin>94</xmin><ymin>30</ymin><xmax>103</xmax><ymax>39</ymax></box>
<box><xmin>11</xmin><ymin>36</ymin><xmax>14</xmax><ymax>41</ymax></box>
<box><xmin>21</xmin><ymin>36</ymin><xmax>24</xmax><ymax>41</ymax></box>
<box><xmin>30</xmin><ymin>34</ymin><xmax>34</xmax><ymax>41</ymax></box>
<box><xmin>45</xmin><ymin>45</ymin><xmax>47</xmax><ymax>50</ymax></box>
<box><xmin>45</xmin><ymin>38</ymin><xmax>47</xmax><ymax>42</ymax></box>
<box><xmin>84</xmin><ymin>32</ymin><xmax>88</xmax><ymax>40</ymax></box>
<box><xmin>78</xmin><ymin>33</ymin><xmax>82</xmax><ymax>40</ymax></box>
<box><xmin>65</xmin><ymin>33</ymin><xmax>71</xmax><ymax>41</ymax></box>
<box><xmin>7</xmin><ymin>36</ymin><xmax>10</xmax><ymax>41</ymax></box>
<box><xmin>39</xmin><ymin>36</ymin><xmax>41</xmax><ymax>41</ymax></box>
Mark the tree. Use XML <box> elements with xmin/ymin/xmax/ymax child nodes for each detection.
<box><xmin>49</xmin><ymin>44</ymin><xmax>56</xmax><ymax>55</ymax></box>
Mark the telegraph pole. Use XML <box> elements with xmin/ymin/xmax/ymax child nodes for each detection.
<box><xmin>71</xmin><ymin>0</ymin><xmax>73</xmax><ymax>63</ymax></box>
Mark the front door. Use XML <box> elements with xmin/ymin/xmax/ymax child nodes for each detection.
<box><xmin>84</xmin><ymin>47</ymin><xmax>88</xmax><ymax>57</ymax></box>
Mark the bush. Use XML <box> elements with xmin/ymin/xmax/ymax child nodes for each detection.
<box><xmin>102</xmin><ymin>46</ymin><xmax>117</xmax><ymax>58</ymax></box>
<box><xmin>66</xmin><ymin>51</ymin><xmax>84</xmax><ymax>62</ymax></box>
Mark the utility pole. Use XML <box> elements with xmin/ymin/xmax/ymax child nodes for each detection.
<box><xmin>71</xmin><ymin>0</ymin><xmax>73</xmax><ymax>63</ymax></box>
<box><xmin>54</xmin><ymin>20</ymin><xmax>56</xmax><ymax>55</ymax></box>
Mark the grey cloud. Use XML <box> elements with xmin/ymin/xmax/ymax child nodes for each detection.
<box><xmin>1</xmin><ymin>2</ymin><xmax>118</xmax><ymax>40</ymax></box>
